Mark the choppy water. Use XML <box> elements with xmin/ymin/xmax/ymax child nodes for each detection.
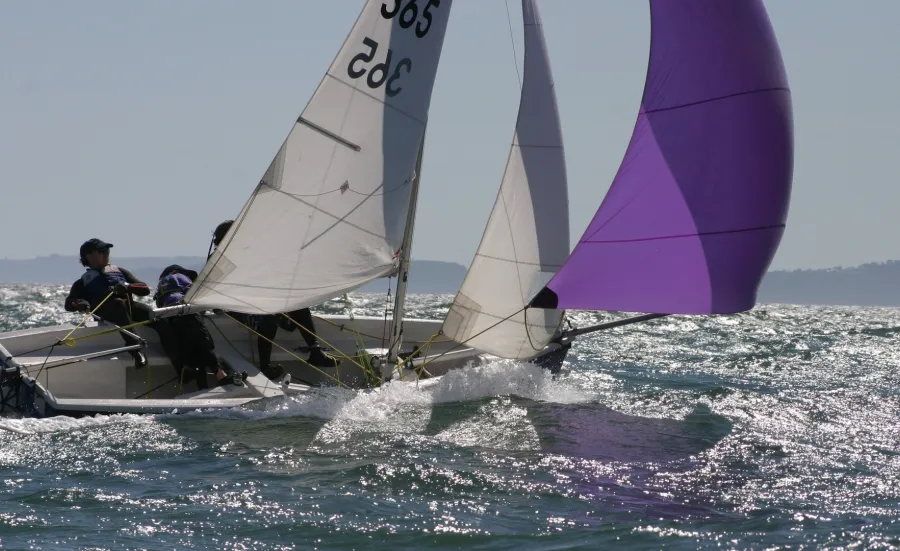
<box><xmin>0</xmin><ymin>284</ymin><xmax>897</xmax><ymax>550</ymax></box>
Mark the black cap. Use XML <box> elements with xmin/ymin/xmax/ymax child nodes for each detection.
<box><xmin>158</xmin><ymin>264</ymin><xmax>199</xmax><ymax>282</ymax></box>
<box><xmin>212</xmin><ymin>220</ymin><xmax>234</xmax><ymax>247</ymax></box>
<box><xmin>79</xmin><ymin>238</ymin><xmax>113</xmax><ymax>258</ymax></box>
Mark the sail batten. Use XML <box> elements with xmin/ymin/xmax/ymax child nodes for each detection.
<box><xmin>185</xmin><ymin>0</ymin><xmax>454</xmax><ymax>314</ymax></box>
<box><xmin>441</xmin><ymin>0</ymin><xmax>570</xmax><ymax>360</ymax></box>
<box><xmin>534</xmin><ymin>0</ymin><xmax>793</xmax><ymax>315</ymax></box>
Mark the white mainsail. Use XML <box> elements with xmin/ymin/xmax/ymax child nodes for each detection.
<box><xmin>441</xmin><ymin>0</ymin><xmax>569</xmax><ymax>359</ymax></box>
<box><xmin>186</xmin><ymin>0</ymin><xmax>454</xmax><ymax>314</ymax></box>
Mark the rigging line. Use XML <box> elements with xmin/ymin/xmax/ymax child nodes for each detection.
<box><xmin>205</xmin><ymin>316</ymin><xmax>280</xmax><ymax>394</ymax></box>
<box><xmin>12</xmin><ymin>342</ymin><xmax>58</xmax><ymax>359</ymax></box>
<box><xmin>57</xmin><ymin>291</ymin><xmax>115</xmax><ymax>346</ymax></box>
<box><xmin>417</xmin><ymin>305</ymin><xmax>528</xmax><ymax>372</ymax></box>
<box><xmin>504</xmin><ymin>0</ymin><xmax>522</xmax><ymax>89</ymax></box>
<box><xmin>135</xmin><ymin>375</ymin><xmax>179</xmax><ymax>399</ymax></box>
<box><xmin>32</xmin><ymin>344</ymin><xmax>58</xmax><ymax>386</ymax></box>
<box><xmin>279</xmin><ymin>310</ymin><xmax>367</xmax><ymax>374</ymax></box>
<box><xmin>222</xmin><ymin>312</ymin><xmax>350</xmax><ymax>388</ymax></box>
<box><xmin>381</xmin><ymin>278</ymin><xmax>392</xmax><ymax>351</ymax></box>
<box><xmin>60</xmin><ymin>320</ymin><xmax>152</xmax><ymax>347</ymax></box>
<box><xmin>312</xmin><ymin>315</ymin><xmax>452</xmax><ymax>344</ymax></box>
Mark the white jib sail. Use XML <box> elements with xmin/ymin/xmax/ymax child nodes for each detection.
<box><xmin>441</xmin><ymin>0</ymin><xmax>569</xmax><ymax>359</ymax></box>
<box><xmin>186</xmin><ymin>0</ymin><xmax>454</xmax><ymax>314</ymax></box>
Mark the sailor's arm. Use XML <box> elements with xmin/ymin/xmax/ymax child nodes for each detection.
<box><xmin>118</xmin><ymin>267</ymin><xmax>151</xmax><ymax>297</ymax></box>
<box><xmin>64</xmin><ymin>280</ymin><xmax>90</xmax><ymax>312</ymax></box>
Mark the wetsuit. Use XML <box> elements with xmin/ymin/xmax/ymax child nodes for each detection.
<box><xmin>64</xmin><ymin>265</ymin><xmax>180</xmax><ymax>369</ymax></box>
<box><xmin>155</xmin><ymin>268</ymin><xmax>220</xmax><ymax>389</ymax></box>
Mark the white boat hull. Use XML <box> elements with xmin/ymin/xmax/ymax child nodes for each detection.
<box><xmin>0</xmin><ymin>313</ymin><xmax>569</xmax><ymax>418</ymax></box>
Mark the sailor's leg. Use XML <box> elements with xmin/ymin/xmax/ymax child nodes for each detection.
<box><xmin>253</xmin><ymin>315</ymin><xmax>285</xmax><ymax>380</ymax></box>
<box><xmin>288</xmin><ymin>308</ymin><xmax>319</xmax><ymax>349</ymax></box>
<box><xmin>288</xmin><ymin>308</ymin><xmax>338</xmax><ymax>368</ymax></box>
<box><xmin>131</xmin><ymin>302</ymin><xmax>183</xmax><ymax>373</ymax></box>
<box><xmin>254</xmin><ymin>315</ymin><xmax>277</xmax><ymax>369</ymax></box>
<box><xmin>169</xmin><ymin>315</ymin><xmax>211</xmax><ymax>389</ymax></box>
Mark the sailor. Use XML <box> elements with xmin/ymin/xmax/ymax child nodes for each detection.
<box><xmin>154</xmin><ymin>265</ymin><xmax>244</xmax><ymax>388</ymax></box>
<box><xmin>63</xmin><ymin>238</ymin><xmax>180</xmax><ymax>370</ymax></box>
<box><xmin>209</xmin><ymin>220</ymin><xmax>339</xmax><ymax>380</ymax></box>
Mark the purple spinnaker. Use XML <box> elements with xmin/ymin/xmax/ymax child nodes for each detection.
<box><xmin>532</xmin><ymin>0</ymin><xmax>793</xmax><ymax>314</ymax></box>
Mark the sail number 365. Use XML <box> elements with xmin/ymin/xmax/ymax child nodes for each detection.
<box><xmin>347</xmin><ymin>38</ymin><xmax>411</xmax><ymax>97</ymax></box>
<box><xmin>381</xmin><ymin>0</ymin><xmax>441</xmax><ymax>39</ymax></box>
<box><xmin>345</xmin><ymin>0</ymin><xmax>441</xmax><ymax>97</ymax></box>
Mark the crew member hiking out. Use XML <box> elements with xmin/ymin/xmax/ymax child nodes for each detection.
<box><xmin>64</xmin><ymin>238</ymin><xmax>179</xmax><ymax>370</ymax></box>
<box><xmin>209</xmin><ymin>220</ymin><xmax>339</xmax><ymax>380</ymax></box>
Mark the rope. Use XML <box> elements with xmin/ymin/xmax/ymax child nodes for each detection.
<box><xmin>342</xmin><ymin>295</ymin><xmax>371</xmax><ymax>365</ymax></box>
<box><xmin>58</xmin><ymin>319</ymin><xmax>152</xmax><ymax>348</ymax></box>
<box><xmin>223</xmin><ymin>313</ymin><xmax>349</xmax><ymax>388</ymax></box>
<box><xmin>504</xmin><ymin>0</ymin><xmax>522</xmax><ymax>89</ymax></box>
<box><xmin>381</xmin><ymin>278</ymin><xmax>392</xmax><ymax>350</ymax></box>
<box><xmin>313</xmin><ymin>315</ymin><xmax>452</xmax><ymax>345</ymax></box>
<box><xmin>31</xmin><ymin>344</ymin><xmax>58</xmax><ymax>390</ymax></box>
<box><xmin>30</xmin><ymin>290</ymin><xmax>118</xmax><ymax>389</ymax></box>
<box><xmin>280</xmin><ymin>310</ymin><xmax>367</xmax><ymax>373</ymax></box>
<box><xmin>207</xmin><ymin>317</ymin><xmax>318</xmax><ymax>388</ymax></box>
<box><xmin>58</xmin><ymin>291</ymin><xmax>115</xmax><ymax>346</ymax></box>
<box><xmin>206</xmin><ymin>317</ymin><xmax>263</xmax><ymax>376</ymax></box>
<box><xmin>393</xmin><ymin>330</ymin><xmax>442</xmax><ymax>380</ymax></box>
<box><xmin>135</xmin><ymin>375</ymin><xmax>179</xmax><ymax>399</ymax></box>
<box><xmin>415</xmin><ymin>306</ymin><xmax>528</xmax><ymax>373</ymax></box>
<box><xmin>341</xmin><ymin>295</ymin><xmax>380</xmax><ymax>385</ymax></box>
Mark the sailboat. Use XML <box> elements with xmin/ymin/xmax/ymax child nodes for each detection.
<box><xmin>0</xmin><ymin>0</ymin><xmax>793</xmax><ymax>419</ymax></box>
<box><xmin>444</xmin><ymin>0</ymin><xmax>793</xmax><ymax>368</ymax></box>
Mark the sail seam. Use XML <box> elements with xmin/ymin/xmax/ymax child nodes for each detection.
<box><xmin>269</xmin><ymin>180</ymin><xmax>409</xmax><ymax>198</ymax></box>
<box><xmin>262</xmin><ymin>186</ymin><xmax>393</xmax><ymax>245</ymax></box>
<box><xmin>644</xmin><ymin>87</ymin><xmax>790</xmax><ymax>115</ymax></box>
<box><xmin>582</xmin><ymin>223</ymin><xmax>785</xmax><ymax>244</ymax></box>
<box><xmin>515</xmin><ymin>144</ymin><xmax>563</xmax><ymax>149</ymax></box>
<box><xmin>475</xmin><ymin>253</ymin><xmax>562</xmax><ymax>268</ymax></box>
<box><xmin>445</xmin><ymin>303</ymin><xmax>549</xmax><ymax>327</ymax></box>
<box><xmin>324</xmin><ymin>74</ymin><xmax>427</xmax><ymax>126</ymax></box>
<box><xmin>189</xmin><ymin>269</ymin><xmax>393</xmax><ymax>292</ymax></box>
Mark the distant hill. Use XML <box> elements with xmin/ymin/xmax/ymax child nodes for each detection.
<box><xmin>5</xmin><ymin>255</ymin><xmax>900</xmax><ymax>306</ymax></box>
<box><xmin>0</xmin><ymin>255</ymin><xmax>467</xmax><ymax>295</ymax></box>
<box><xmin>0</xmin><ymin>255</ymin><xmax>208</xmax><ymax>288</ymax></box>
<box><xmin>757</xmin><ymin>260</ymin><xmax>900</xmax><ymax>307</ymax></box>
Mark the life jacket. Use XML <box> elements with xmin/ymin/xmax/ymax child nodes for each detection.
<box><xmin>155</xmin><ymin>272</ymin><xmax>193</xmax><ymax>307</ymax></box>
<box><xmin>81</xmin><ymin>265</ymin><xmax>127</xmax><ymax>306</ymax></box>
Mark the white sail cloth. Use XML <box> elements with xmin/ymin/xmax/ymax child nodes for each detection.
<box><xmin>186</xmin><ymin>0</ymin><xmax>454</xmax><ymax>314</ymax></box>
<box><xmin>442</xmin><ymin>0</ymin><xmax>570</xmax><ymax>359</ymax></box>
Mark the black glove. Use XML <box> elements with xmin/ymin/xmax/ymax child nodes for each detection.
<box><xmin>73</xmin><ymin>299</ymin><xmax>91</xmax><ymax>313</ymax></box>
<box><xmin>112</xmin><ymin>283</ymin><xmax>130</xmax><ymax>297</ymax></box>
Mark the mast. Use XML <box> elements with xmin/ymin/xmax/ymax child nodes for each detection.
<box><xmin>387</xmin><ymin>132</ymin><xmax>426</xmax><ymax>364</ymax></box>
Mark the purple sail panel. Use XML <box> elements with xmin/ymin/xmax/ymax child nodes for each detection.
<box><xmin>533</xmin><ymin>0</ymin><xmax>793</xmax><ymax>314</ymax></box>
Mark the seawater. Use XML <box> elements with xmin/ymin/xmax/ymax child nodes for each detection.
<box><xmin>0</xmin><ymin>284</ymin><xmax>897</xmax><ymax>550</ymax></box>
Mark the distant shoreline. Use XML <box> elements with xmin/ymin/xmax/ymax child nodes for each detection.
<box><xmin>0</xmin><ymin>256</ymin><xmax>467</xmax><ymax>295</ymax></box>
<box><xmin>3</xmin><ymin>255</ymin><xmax>900</xmax><ymax>307</ymax></box>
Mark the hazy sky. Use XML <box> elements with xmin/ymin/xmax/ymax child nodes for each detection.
<box><xmin>1</xmin><ymin>1</ymin><xmax>898</xmax><ymax>271</ymax></box>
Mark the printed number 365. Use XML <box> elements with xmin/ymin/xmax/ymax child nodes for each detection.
<box><xmin>381</xmin><ymin>0</ymin><xmax>441</xmax><ymax>39</ymax></box>
<box><xmin>347</xmin><ymin>38</ymin><xmax>411</xmax><ymax>97</ymax></box>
